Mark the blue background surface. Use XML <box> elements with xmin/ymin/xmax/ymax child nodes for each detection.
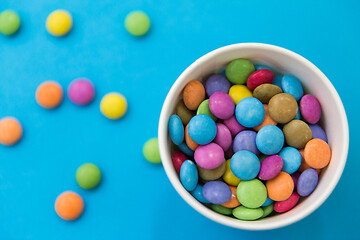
<box><xmin>1</xmin><ymin>0</ymin><xmax>359</xmax><ymax>239</ymax></box>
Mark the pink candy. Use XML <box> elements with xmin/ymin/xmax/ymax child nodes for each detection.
<box><xmin>209</xmin><ymin>92</ymin><xmax>235</xmax><ymax>120</ymax></box>
<box><xmin>223</xmin><ymin>115</ymin><xmax>246</xmax><ymax>136</ymax></box>
<box><xmin>247</xmin><ymin>69</ymin><xmax>274</xmax><ymax>90</ymax></box>
<box><xmin>258</xmin><ymin>155</ymin><xmax>283</xmax><ymax>180</ymax></box>
<box><xmin>68</xmin><ymin>78</ymin><xmax>95</xmax><ymax>105</ymax></box>
<box><xmin>194</xmin><ymin>143</ymin><xmax>224</xmax><ymax>169</ymax></box>
<box><xmin>213</xmin><ymin>123</ymin><xmax>232</xmax><ymax>151</ymax></box>
<box><xmin>274</xmin><ymin>192</ymin><xmax>300</xmax><ymax>213</ymax></box>
<box><xmin>300</xmin><ymin>94</ymin><xmax>321</xmax><ymax>124</ymax></box>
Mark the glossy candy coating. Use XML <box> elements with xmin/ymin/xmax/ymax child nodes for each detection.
<box><xmin>253</xmin><ymin>84</ymin><xmax>282</xmax><ymax>104</ymax></box>
<box><xmin>180</xmin><ymin>160</ymin><xmax>198</xmax><ymax>191</ymax></box>
<box><xmin>225</xmin><ymin>59</ymin><xmax>255</xmax><ymax>84</ymax></box>
<box><xmin>247</xmin><ymin>69</ymin><xmax>274</xmax><ymax>90</ymax></box>
<box><xmin>256</xmin><ymin>125</ymin><xmax>284</xmax><ymax>155</ymax></box>
<box><xmin>0</xmin><ymin>10</ymin><xmax>20</xmax><ymax>35</ymax></box>
<box><xmin>205</xmin><ymin>74</ymin><xmax>231</xmax><ymax>97</ymax></box>
<box><xmin>274</xmin><ymin>192</ymin><xmax>300</xmax><ymax>213</ymax></box>
<box><xmin>209</xmin><ymin>92</ymin><xmax>235</xmax><ymax>119</ymax></box>
<box><xmin>304</xmin><ymin>138</ymin><xmax>331</xmax><ymax>169</ymax></box>
<box><xmin>124</xmin><ymin>11</ymin><xmax>150</xmax><ymax>36</ymax></box>
<box><xmin>222</xmin><ymin>159</ymin><xmax>241</xmax><ymax>186</ymax></box>
<box><xmin>281</xmin><ymin>75</ymin><xmax>304</xmax><ymax>101</ymax></box>
<box><xmin>143</xmin><ymin>138</ymin><xmax>161</xmax><ymax>164</ymax></box>
<box><xmin>196</xmin><ymin>99</ymin><xmax>217</xmax><ymax>121</ymax></box>
<box><xmin>188</xmin><ymin>114</ymin><xmax>217</xmax><ymax>145</ymax></box>
<box><xmin>308</xmin><ymin>124</ymin><xmax>328</xmax><ymax>142</ymax></box>
<box><xmin>266</xmin><ymin>172</ymin><xmax>294</xmax><ymax>201</ymax></box>
<box><xmin>283</xmin><ymin>120</ymin><xmax>312</xmax><ymax>149</ymax></box>
<box><xmin>183</xmin><ymin>80</ymin><xmax>205</xmax><ymax>110</ymax></box>
<box><xmin>55</xmin><ymin>191</ymin><xmax>84</xmax><ymax>221</ymax></box>
<box><xmin>236</xmin><ymin>179</ymin><xmax>267</xmax><ymax>208</ymax></box>
<box><xmin>253</xmin><ymin>104</ymin><xmax>277</xmax><ymax>132</ymax></box>
<box><xmin>194</xmin><ymin>143</ymin><xmax>224</xmax><ymax>169</ymax></box>
<box><xmin>172</xmin><ymin>151</ymin><xmax>187</xmax><ymax>174</ymax></box>
<box><xmin>254</xmin><ymin>65</ymin><xmax>275</xmax><ymax>75</ymax></box>
<box><xmin>46</xmin><ymin>10</ymin><xmax>72</xmax><ymax>36</ymax></box>
<box><xmin>211</xmin><ymin>204</ymin><xmax>233</xmax><ymax>215</ymax></box>
<box><xmin>300</xmin><ymin>94</ymin><xmax>321</xmax><ymax>124</ymax></box>
<box><xmin>76</xmin><ymin>163</ymin><xmax>101</xmax><ymax>189</ymax></box>
<box><xmin>235</xmin><ymin>97</ymin><xmax>265</xmax><ymax>128</ymax></box>
<box><xmin>198</xmin><ymin>160</ymin><xmax>226</xmax><ymax>181</ymax></box>
<box><xmin>279</xmin><ymin>147</ymin><xmax>302</xmax><ymax>174</ymax></box>
<box><xmin>100</xmin><ymin>92</ymin><xmax>127</xmax><ymax>119</ymax></box>
<box><xmin>268</xmin><ymin>93</ymin><xmax>298</xmax><ymax>124</ymax></box>
<box><xmin>190</xmin><ymin>185</ymin><xmax>210</xmax><ymax>203</ymax></box>
<box><xmin>0</xmin><ymin>117</ymin><xmax>22</xmax><ymax>146</ymax></box>
<box><xmin>297</xmin><ymin>168</ymin><xmax>318</xmax><ymax>196</ymax></box>
<box><xmin>231</xmin><ymin>150</ymin><xmax>260</xmax><ymax>181</ymax></box>
<box><xmin>222</xmin><ymin>185</ymin><xmax>241</xmax><ymax>208</ymax></box>
<box><xmin>258</xmin><ymin>155</ymin><xmax>283</xmax><ymax>180</ymax></box>
<box><xmin>36</xmin><ymin>81</ymin><xmax>63</xmax><ymax>109</ymax></box>
<box><xmin>213</xmin><ymin>123</ymin><xmax>232</xmax><ymax>151</ymax></box>
<box><xmin>176</xmin><ymin>100</ymin><xmax>194</xmax><ymax>125</ymax></box>
<box><xmin>233</xmin><ymin>206</ymin><xmax>264</xmax><ymax>220</ymax></box>
<box><xmin>261</xmin><ymin>197</ymin><xmax>274</xmax><ymax>207</ymax></box>
<box><xmin>223</xmin><ymin>115</ymin><xmax>246</xmax><ymax>136</ymax></box>
<box><xmin>229</xmin><ymin>85</ymin><xmax>253</xmax><ymax>104</ymax></box>
<box><xmin>261</xmin><ymin>203</ymin><xmax>274</xmax><ymax>218</ymax></box>
<box><xmin>203</xmin><ymin>181</ymin><xmax>232</xmax><ymax>204</ymax></box>
<box><xmin>185</xmin><ymin>124</ymin><xmax>199</xmax><ymax>151</ymax></box>
<box><xmin>233</xmin><ymin>130</ymin><xmax>260</xmax><ymax>156</ymax></box>
<box><xmin>178</xmin><ymin>142</ymin><xmax>194</xmax><ymax>157</ymax></box>
<box><xmin>168</xmin><ymin>115</ymin><xmax>184</xmax><ymax>145</ymax></box>
<box><xmin>67</xmin><ymin>78</ymin><xmax>95</xmax><ymax>105</ymax></box>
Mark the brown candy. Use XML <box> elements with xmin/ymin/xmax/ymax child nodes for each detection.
<box><xmin>283</xmin><ymin>120</ymin><xmax>312</xmax><ymax>149</ymax></box>
<box><xmin>176</xmin><ymin>100</ymin><xmax>194</xmax><ymax>125</ymax></box>
<box><xmin>183</xmin><ymin>80</ymin><xmax>205</xmax><ymax>110</ymax></box>
<box><xmin>268</xmin><ymin>93</ymin><xmax>298</xmax><ymax>123</ymax></box>
<box><xmin>253</xmin><ymin>83</ymin><xmax>282</xmax><ymax>103</ymax></box>
<box><xmin>185</xmin><ymin>124</ymin><xmax>199</xmax><ymax>151</ymax></box>
<box><xmin>198</xmin><ymin>160</ymin><xmax>226</xmax><ymax>181</ymax></box>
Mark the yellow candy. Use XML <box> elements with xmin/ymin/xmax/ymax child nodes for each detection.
<box><xmin>222</xmin><ymin>159</ymin><xmax>241</xmax><ymax>186</ymax></box>
<box><xmin>229</xmin><ymin>85</ymin><xmax>253</xmax><ymax>104</ymax></box>
<box><xmin>46</xmin><ymin>10</ymin><xmax>72</xmax><ymax>36</ymax></box>
<box><xmin>100</xmin><ymin>93</ymin><xmax>128</xmax><ymax>119</ymax></box>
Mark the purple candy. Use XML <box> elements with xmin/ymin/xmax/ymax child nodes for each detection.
<box><xmin>297</xmin><ymin>168</ymin><xmax>319</xmax><ymax>197</ymax></box>
<box><xmin>223</xmin><ymin>115</ymin><xmax>246</xmax><ymax>136</ymax></box>
<box><xmin>233</xmin><ymin>130</ymin><xmax>260</xmax><ymax>156</ymax></box>
<box><xmin>300</xmin><ymin>94</ymin><xmax>321</xmax><ymax>124</ymax></box>
<box><xmin>213</xmin><ymin>123</ymin><xmax>232</xmax><ymax>151</ymax></box>
<box><xmin>308</xmin><ymin>124</ymin><xmax>328</xmax><ymax>142</ymax></box>
<box><xmin>258</xmin><ymin>155</ymin><xmax>283</xmax><ymax>180</ymax></box>
<box><xmin>68</xmin><ymin>78</ymin><xmax>95</xmax><ymax>105</ymax></box>
<box><xmin>194</xmin><ymin>143</ymin><xmax>224</xmax><ymax>170</ymax></box>
<box><xmin>205</xmin><ymin>74</ymin><xmax>231</xmax><ymax>97</ymax></box>
<box><xmin>202</xmin><ymin>181</ymin><xmax>232</xmax><ymax>204</ymax></box>
<box><xmin>209</xmin><ymin>92</ymin><xmax>235</xmax><ymax>120</ymax></box>
<box><xmin>291</xmin><ymin>172</ymin><xmax>301</xmax><ymax>190</ymax></box>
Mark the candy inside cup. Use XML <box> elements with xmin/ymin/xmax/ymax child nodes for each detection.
<box><xmin>158</xmin><ymin>43</ymin><xmax>349</xmax><ymax>230</ymax></box>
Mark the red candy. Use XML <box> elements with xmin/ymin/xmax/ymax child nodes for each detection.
<box><xmin>274</xmin><ymin>192</ymin><xmax>300</xmax><ymax>213</ymax></box>
<box><xmin>247</xmin><ymin>69</ymin><xmax>274</xmax><ymax>90</ymax></box>
<box><xmin>172</xmin><ymin>151</ymin><xmax>187</xmax><ymax>173</ymax></box>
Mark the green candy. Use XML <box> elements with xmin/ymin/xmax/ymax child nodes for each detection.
<box><xmin>211</xmin><ymin>204</ymin><xmax>233</xmax><ymax>215</ymax></box>
<box><xmin>232</xmin><ymin>206</ymin><xmax>264</xmax><ymax>221</ymax></box>
<box><xmin>196</xmin><ymin>99</ymin><xmax>217</xmax><ymax>121</ymax></box>
<box><xmin>76</xmin><ymin>163</ymin><xmax>101</xmax><ymax>189</ymax></box>
<box><xmin>236</xmin><ymin>179</ymin><xmax>267</xmax><ymax>208</ymax></box>
<box><xmin>225</xmin><ymin>59</ymin><xmax>255</xmax><ymax>84</ymax></box>
<box><xmin>261</xmin><ymin>203</ymin><xmax>274</xmax><ymax>218</ymax></box>
<box><xmin>143</xmin><ymin>138</ymin><xmax>161</xmax><ymax>164</ymax></box>
<box><xmin>0</xmin><ymin>10</ymin><xmax>20</xmax><ymax>35</ymax></box>
<box><xmin>125</xmin><ymin>11</ymin><xmax>150</xmax><ymax>36</ymax></box>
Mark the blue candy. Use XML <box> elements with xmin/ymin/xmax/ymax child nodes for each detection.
<box><xmin>272</xmin><ymin>75</ymin><xmax>283</xmax><ymax>88</ymax></box>
<box><xmin>188</xmin><ymin>114</ymin><xmax>217</xmax><ymax>145</ymax></box>
<box><xmin>281</xmin><ymin>75</ymin><xmax>304</xmax><ymax>101</ymax></box>
<box><xmin>294</xmin><ymin>106</ymin><xmax>301</xmax><ymax>120</ymax></box>
<box><xmin>178</xmin><ymin>142</ymin><xmax>194</xmax><ymax>157</ymax></box>
<box><xmin>256</xmin><ymin>125</ymin><xmax>284</xmax><ymax>155</ymax></box>
<box><xmin>205</xmin><ymin>74</ymin><xmax>231</xmax><ymax>97</ymax></box>
<box><xmin>279</xmin><ymin>147</ymin><xmax>302</xmax><ymax>174</ymax></box>
<box><xmin>254</xmin><ymin>65</ymin><xmax>276</xmax><ymax>75</ymax></box>
<box><xmin>168</xmin><ymin>114</ymin><xmax>184</xmax><ymax>145</ymax></box>
<box><xmin>233</xmin><ymin>130</ymin><xmax>260</xmax><ymax>156</ymax></box>
<box><xmin>180</xmin><ymin>160</ymin><xmax>198</xmax><ymax>191</ymax></box>
<box><xmin>235</xmin><ymin>97</ymin><xmax>265</xmax><ymax>128</ymax></box>
<box><xmin>308</xmin><ymin>124</ymin><xmax>328</xmax><ymax>142</ymax></box>
<box><xmin>190</xmin><ymin>184</ymin><xmax>210</xmax><ymax>203</ymax></box>
<box><xmin>261</xmin><ymin>197</ymin><xmax>274</xmax><ymax>207</ymax></box>
<box><xmin>230</xmin><ymin>150</ymin><xmax>260</xmax><ymax>180</ymax></box>
<box><xmin>297</xmin><ymin>168</ymin><xmax>318</xmax><ymax>197</ymax></box>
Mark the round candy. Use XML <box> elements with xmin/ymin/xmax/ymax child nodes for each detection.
<box><xmin>211</xmin><ymin>204</ymin><xmax>233</xmax><ymax>215</ymax></box>
<box><xmin>233</xmin><ymin>206</ymin><xmax>264</xmax><ymax>221</ymax></box>
<box><xmin>205</xmin><ymin>74</ymin><xmax>231</xmax><ymax>97</ymax></box>
<box><xmin>253</xmin><ymin>104</ymin><xmax>277</xmax><ymax>132</ymax></box>
<box><xmin>247</xmin><ymin>69</ymin><xmax>274</xmax><ymax>90</ymax></box>
<box><xmin>304</xmin><ymin>138</ymin><xmax>330</xmax><ymax>169</ymax></box>
<box><xmin>0</xmin><ymin>10</ymin><xmax>20</xmax><ymax>35</ymax></box>
<box><xmin>266</xmin><ymin>172</ymin><xmax>294</xmax><ymax>201</ymax></box>
<box><xmin>209</xmin><ymin>92</ymin><xmax>235</xmax><ymax>119</ymax></box>
<box><xmin>143</xmin><ymin>138</ymin><xmax>161</xmax><ymax>164</ymax></box>
<box><xmin>55</xmin><ymin>191</ymin><xmax>84</xmax><ymax>220</ymax></box>
<box><xmin>36</xmin><ymin>81</ymin><xmax>63</xmax><ymax>109</ymax></box>
<box><xmin>185</xmin><ymin>124</ymin><xmax>198</xmax><ymax>151</ymax></box>
<box><xmin>76</xmin><ymin>163</ymin><xmax>101</xmax><ymax>189</ymax></box>
<box><xmin>213</xmin><ymin>123</ymin><xmax>232</xmax><ymax>151</ymax></box>
<box><xmin>308</xmin><ymin>124</ymin><xmax>327</xmax><ymax>142</ymax></box>
<box><xmin>0</xmin><ymin>117</ymin><xmax>22</xmax><ymax>146</ymax></box>
<box><xmin>183</xmin><ymin>80</ymin><xmax>205</xmax><ymax>110</ymax></box>
<box><xmin>194</xmin><ymin>143</ymin><xmax>224</xmax><ymax>169</ymax></box>
<box><xmin>236</xmin><ymin>179</ymin><xmax>267</xmax><ymax>208</ymax></box>
<box><xmin>178</xmin><ymin>142</ymin><xmax>194</xmax><ymax>157</ymax></box>
<box><xmin>274</xmin><ymin>192</ymin><xmax>300</xmax><ymax>213</ymax></box>
<box><xmin>253</xmin><ymin>84</ymin><xmax>282</xmax><ymax>104</ymax></box>
<box><xmin>279</xmin><ymin>147</ymin><xmax>302</xmax><ymax>174</ymax></box>
<box><xmin>233</xmin><ymin>130</ymin><xmax>260</xmax><ymax>156</ymax></box>
<box><xmin>168</xmin><ymin>115</ymin><xmax>184</xmax><ymax>145</ymax></box>
<box><xmin>172</xmin><ymin>151</ymin><xmax>187</xmax><ymax>174</ymax></box>
<box><xmin>180</xmin><ymin>160</ymin><xmax>198</xmax><ymax>191</ymax></box>
<box><xmin>256</xmin><ymin>125</ymin><xmax>284</xmax><ymax>155</ymax></box>
<box><xmin>261</xmin><ymin>203</ymin><xmax>274</xmax><ymax>218</ymax></box>
<box><xmin>254</xmin><ymin>65</ymin><xmax>275</xmax><ymax>75</ymax></box>
<box><xmin>190</xmin><ymin>185</ymin><xmax>210</xmax><ymax>203</ymax></box>
<box><xmin>230</xmin><ymin>151</ymin><xmax>260</xmax><ymax>181</ymax></box>
<box><xmin>283</xmin><ymin>120</ymin><xmax>312</xmax><ymax>149</ymax></box>
<box><xmin>261</xmin><ymin>197</ymin><xmax>274</xmax><ymax>207</ymax></box>
<box><xmin>300</xmin><ymin>94</ymin><xmax>321</xmax><ymax>124</ymax></box>
<box><xmin>46</xmin><ymin>10</ymin><xmax>72</xmax><ymax>36</ymax></box>
<box><xmin>222</xmin><ymin>185</ymin><xmax>241</xmax><ymax>208</ymax></box>
<box><xmin>291</xmin><ymin>172</ymin><xmax>301</xmax><ymax>189</ymax></box>
<box><xmin>281</xmin><ymin>75</ymin><xmax>304</xmax><ymax>101</ymax></box>
<box><xmin>196</xmin><ymin>99</ymin><xmax>217</xmax><ymax>121</ymax></box>
<box><xmin>268</xmin><ymin>93</ymin><xmax>298</xmax><ymax>124</ymax></box>
<box><xmin>225</xmin><ymin>59</ymin><xmax>255</xmax><ymax>84</ymax></box>
<box><xmin>235</xmin><ymin>97</ymin><xmax>265</xmax><ymax>128</ymax></box>
<box><xmin>258</xmin><ymin>155</ymin><xmax>283</xmax><ymax>180</ymax></box>
<box><xmin>124</xmin><ymin>11</ymin><xmax>150</xmax><ymax>36</ymax></box>
<box><xmin>198</xmin><ymin>160</ymin><xmax>226</xmax><ymax>181</ymax></box>
<box><xmin>202</xmin><ymin>181</ymin><xmax>232</xmax><ymax>204</ymax></box>
<box><xmin>176</xmin><ymin>100</ymin><xmax>194</xmax><ymax>125</ymax></box>
<box><xmin>229</xmin><ymin>85</ymin><xmax>253</xmax><ymax>104</ymax></box>
<box><xmin>298</xmin><ymin>149</ymin><xmax>320</xmax><ymax>174</ymax></box>
<box><xmin>272</xmin><ymin>75</ymin><xmax>283</xmax><ymax>88</ymax></box>
<box><xmin>188</xmin><ymin>114</ymin><xmax>216</xmax><ymax>145</ymax></box>
<box><xmin>100</xmin><ymin>92</ymin><xmax>127</xmax><ymax>119</ymax></box>
<box><xmin>223</xmin><ymin>115</ymin><xmax>246</xmax><ymax>136</ymax></box>
<box><xmin>222</xmin><ymin>159</ymin><xmax>241</xmax><ymax>186</ymax></box>
<box><xmin>67</xmin><ymin>78</ymin><xmax>95</xmax><ymax>105</ymax></box>
<box><xmin>297</xmin><ymin>168</ymin><xmax>319</xmax><ymax>196</ymax></box>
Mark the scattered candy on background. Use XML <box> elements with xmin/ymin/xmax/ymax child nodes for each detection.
<box><xmin>46</xmin><ymin>10</ymin><xmax>73</xmax><ymax>37</ymax></box>
<box><xmin>124</xmin><ymin>11</ymin><xmax>150</xmax><ymax>37</ymax></box>
<box><xmin>76</xmin><ymin>163</ymin><xmax>102</xmax><ymax>190</ymax></box>
<box><xmin>0</xmin><ymin>117</ymin><xmax>23</xmax><ymax>145</ymax></box>
<box><xmin>0</xmin><ymin>10</ymin><xmax>20</xmax><ymax>35</ymax></box>
<box><xmin>55</xmin><ymin>191</ymin><xmax>84</xmax><ymax>221</ymax></box>
<box><xmin>100</xmin><ymin>92</ymin><xmax>128</xmax><ymax>119</ymax></box>
<box><xmin>36</xmin><ymin>81</ymin><xmax>64</xmax><ymax>109</ymax></box>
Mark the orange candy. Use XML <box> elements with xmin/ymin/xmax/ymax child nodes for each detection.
<box><xmin>185</xmin><ymin>123</ymin><xmax>199</xmax><ymax>151</ymax></box>
<box><xmin>266</xmin><ymin>172</ymin><xmax>294</xmax><ymax>201</ymax></box>
<box><xmin>183</xmin><ymin>80</ymin><xmax>205</xmax><ymax>110</ymax></box>
<box><xmin>0</xmin><ymin>117</ymin><xmax>22</xmax><ymax>146</ymax></box>
<box><xmin>304</xmin><ymin>138</ymin><xmax>331</xmax><ymax>169</ymax></box>
<box><xmin>222</xmin><ymin>185</ymin><xmax>241</xmax><ymax>208</ymax></box>
<box><xmin>55</xmin><ymin>191</ymin><xmax>84</xmax><ymax>221</ymax></box>
<box><xmin>36</xmin><ymin>81</ymin><xmax>63</xmax><ymax>109</ymax></box>
<box><xmin>298</xmin><ymin>149</ymin><xmax>321</xmax><ymax>174</ymax></box>
<box><xmin>253</xmin><ymin>104</ymin><xmax>277</xmax><ymax>131</ymax></box>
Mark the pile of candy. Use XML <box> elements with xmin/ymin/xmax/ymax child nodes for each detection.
<box><xmin>168</xmin><ymin>59</ymin><xmax>330</xmax><ymax>220</ymax></box>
